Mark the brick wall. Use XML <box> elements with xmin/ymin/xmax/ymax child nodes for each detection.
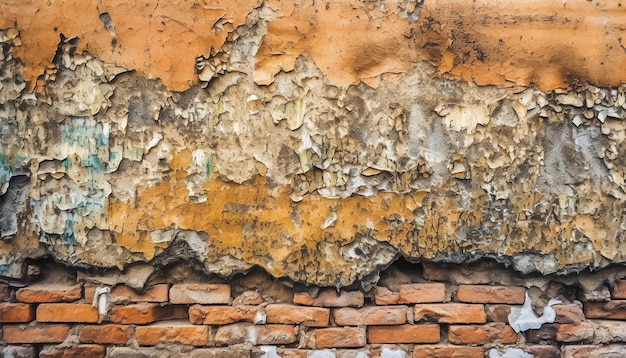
<box><xmin>1</xmin><ymin>261</ymin><xmax>626</xmax><ymax>357</ymax></box>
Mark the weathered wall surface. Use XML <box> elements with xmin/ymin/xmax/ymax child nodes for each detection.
<box><xmin>1</xmin><ymin>0</ymin><xmax>626</xmax><ymax>287</ymax></box>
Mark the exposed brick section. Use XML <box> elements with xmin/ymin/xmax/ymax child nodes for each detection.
<box><xmin>448</xmin><ymin>324</ymin><xmax>518</xmax><ymax>344</ymax></box>
<box><xmin>170</xmin><ymin>284</ymin><xmax>231</xmax><ymax>304</ymax></box>
<box><xmin>108</xmin><ymin>303</ymin><xmax>187</xmax><ymax>324</ymax></box>
<box><xmin>233</xmin><ymin>291</ymin><xmax>263</xmax><ymax>305</ymax></box>
<box><xmin>79</xmin><ymin>324</ymin><xmax>130</xmax><ymax>344</ymax></box>
<box><xmin>136</xmin><ymin>321</ymin><xmax>210</xmax><ymax>346</ymax></box>
<box><xmin>556</xmin><ymin>322</ymin><xmax>594</xmax><ymax>343</ymax></box>
<box><xmin>526</xmin><ymin>324</ymin><xmax>557</xmax><ymax>344</ymax></box>
<box><xmin>39</xmin><ymin>345</ymin><xmax>105</xmax><ymax>358</ymax></box>
<box><xmin>294</xmin><ymin>289</ymin><xmax>364</xmax><ymax>307</ymax></box>
<box><xmin>583</xmin><ymin>300</ymin><xmax>626</xmax><ymax>319</ymax></box>
<box><xmin>457</xmin><ymin>285</ymin><xmax>526</xmax><ymax>304</ymax></box>
<box><xmin>554</xmin><ymin>304</ymin><xmax>585</xmax><ymax>324</ymax></box>
<box><xmin>413</xmin><ymin>345</ymin><xmax>483</xmax><ymax>358</ymax></box>
<box><xmin>368</xmin><ymin>324</ymin><xmax>440</xmax><ymax>343</ymax></box>
<box><xmin>374</xmin><ymin>286</ymin><xmax>399</xmax><ymax>305</ymax></box>
<box><xmin>189</xmin><ymin>304</ymin><xmax>262</xmax><ymax>324</ymax></box>
<box><xmin>612</xmin><ymin>279</ymin><xmax>626</xmax><ymax>299</ymax></box>
<box><xmin>398</xmin><ymin>283</ymin><xmax>446</xmax><ymax>303</ymax></box>
<box><xmin>37</xmin><ymin>303</ymin><xmax>99</xmax><ymax>323</ymax></box>
<box><xmin>526</xmin><ymin>345</ymin><xmax>561</xmax><ymax>358</ymax></box>
<box><xmin>0</xmin><ymin>284</ymin><xmax>10</xmax><ymax>302</ymax></box>
<box><xmin>562</xmin><ymin>344</ymin><xmax>626</xmax><ymax>358</ymax></box>
<box><xmin>314</xmin><ymin>327</ymin><xmax>367</xmax><ymax>348</ymax></box>
<box><xmin>414</xmin><ymin>303</ymin><xmax>486</xmax><ymax>323</ymax></box>
<box><xmin>215</xmin><ymin>323</ymin><xmax>296</xmax><ymax>345</ymax></box>
<box><xmin>16</xmin><ymin>284</ymin><xmax>82</xmax><ymax>303</ymax></box>
<box><xmin>3</xmin><ymin>323</ymin><xmax>70</xmax><ymax>343</ymax></box>
<box><xmin>256</xmin><ymin>325</ymin><xmax>297</xmax><ymax>345</ymax></box>
<box><xmin>485</xmin><ymin>304</ymin><xmax>511</xmax><ymax>322</ymax></box>
<box><xmin>107</xmin><ymin>284</ymin><xmax>169</xmax><ymax>302</ymax></box>
<box><xmin>592</xmin><ymin>320</ymin><xmax>626</xmax><ymax>343</ymax></box>
<box><xmin>0</xmin><ymin>303</ymin><xmax>34</xmax><ymax>322</ymax></box>
<box><xmin>266</xmin><ymin>304</ymin><xmax>329</xmax><ymax>327</ymax></box>
<box><xmin>333</xmin><ymin>306</ymin><xmax>406</xmax><ymax>326</ymax></box>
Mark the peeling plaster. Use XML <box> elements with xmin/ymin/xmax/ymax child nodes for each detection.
<box><xmin>0</xmin><ymin>2</ymin><xmax>626</xmax><ymax>286</ymax></box>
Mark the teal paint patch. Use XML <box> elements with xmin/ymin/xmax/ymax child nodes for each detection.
<box><xmin>62</xmin><ymin>157</ymin><xmax>72</xmax><ymax>168</ymax></box>
<box><xmin>0</xmin><ymin>264</ymin><xmax>14</xmax><ymax>277</ymax></box>
<box><xmin>62</xmin><ymin>213</ymin><xmax>77</xmax><ymax>246</ymax></box>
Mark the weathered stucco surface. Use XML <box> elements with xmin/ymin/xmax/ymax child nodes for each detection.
<box><xmin>1</xmin><ymin>0</ymin><xmax>625</xmax><ymax>286</ymax></box>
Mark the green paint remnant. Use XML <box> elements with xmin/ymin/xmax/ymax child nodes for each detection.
<box><xmin>109</xmin><ymin>151</ymin><xmax>118</xmax><ymax>161</ymax></box>
<box><xmin>204</xmin><ymin>156</ymin><xmax>213</xmax><ymax>176</ymax></box>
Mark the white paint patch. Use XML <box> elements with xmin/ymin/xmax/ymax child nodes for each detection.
<box><xmin>508</xmin><ymin>292</ymin><xmax>561</xmax><ymax>332</ymax></box>
<box><xmin>381</xmin><ymin>347</ymin><xmax>405</xmax><ymax>358</ymax></box>
<box><xmin>488</xmin><ymin>348</ymin><xmax>534</xmax><ymax>358</ymax></box>
<box><xmin>308</xmin><ymin>350</ymin><xmax>336</xmax><ymax>358</ymax></box>
<box><xmin>92</xmin><ymin>286</ymin><xmax>111</xmax><ymax>316</ymax></box>
<box><xmin>146</xmin><ymin>132</ymin><xmax>163</xmax><ymax>151</ymax></box>
<box><xmin>255</xmin><ymin>311</ymin><xmax>267</xmax><ymax>324</ymax></box>
<box><xmin>322</xmin><ymin>210</ymin><xmax>338</xmax><ymax>229</ymax></box>
<box><xmin>260</xmin><ymin>346</ymin><xmax>281</xmax><ymax>358</ymax></box>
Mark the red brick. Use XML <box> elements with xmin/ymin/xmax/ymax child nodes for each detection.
<box><xmin>583</xmin><ymin>300</ymin><xmax>626</xmax><ymax>319</ymax></box>
<box><xmin>448</xmin><ymin>324</ymin><xmax>518</xmax><ymax>344</ymax></box>
<box><xmin>37</xmin><ymin>303</ymin><xmax>99</xmax><ymax>323</ymax></box>
<box><xmin>485</xmin><ymin>304</ymin><xmax>511</xmax><ymax>322</ymax></box>
<box><xmin>266</xmin><ymin>304</ymin><xmax>329</xmax><ymax>327</ymax></box>
<box><xmin>170</xmin><ymin>284</ymin><xmax>230</xmax><ymax>304</ymax></box>
<box><xmin>189</xmin><ymin>304</ymin><xmax>262</xmax><ymax>325</ymax></box>
<box><xmin>16</xmin><ymin>284</ymin><xmax>82</xmax><ymax>303</ymax></box>
<box><xmin>136</xmin><ymin>321</ymin><xmax>210</xmax><ymax>346</ymax></box>
<box><xmin>374</xmin><ymin>286</ymin><xmax>399</xmax><ymax>305</ymax></box>
<box><xmin>554</xmin><ymin>304</ymin><xmax>585</xmax><ymax>324</ymax></box>
<box><xmin>413</xmin><ymin>345</ymin><xmax>483</xmax><ymax>358</ymax></box>
<box><xmin>79</xmin><ymin>324</ymin><xmax>129</xmax><ymax>344</ymax></box>
<box><xmin>526</xmin><ymin>345</ymin><xmax>561</xmax><ymax>358</ymax></box>
<box><xmin>314</xmin><ymin>327</ymin><xmax>366</xmax><ymax>348</ymax></box>
<box><xmin>0</xmin><ymin>303</ymin><xmax>34</xmax><ymax>323</ymax></box>
<box><xmin>612</xmin><ymin>279</ymin><xmax>626</xmax><ymax>299</ymax></box>
<box><xmin>398</xmin><ymin>283</ymin><xmax>446</xmax><ymax>303</ymax></box>
<box><xmin>368</xmin><ymin>324</ymin><xmax>440</xmax><ymax>343</ymax></box>
<box><xmin>556</xmin><ymin>322</ymin><xmax>594</xmax><ymax>343</ymax></box>
<box><xmin>457</xmin><ymin>285</ymin><xmax>526</xmax><ymax>304</ymax></box>
<box><xmin>294</xmin><ymin>289</ymin><xmax>364</xmax><ymax>307</ymax></box>
<box><xmin>333</xmin><ymin>306</ymin><xmax>406</xmax><ymax>326</ymax></box>
<box><xmin>108</xmin><ymin>303</ymin><xmax>187</xmax><ymax>324</ymax></box>
<box><xmin>414</xmin><ymin>303</ymin><xmax>486</xmax><ymax>323</ymax></box>
<box><xmin>525</xmin><ymin>324</ymin><xmax>558</xmax><ymax>344</ymax></box>
<box><xmin>215</xmin><ymin>323</ymin><xmax>296</xmax><ymax>345</ymax></box>
<box><xmin>39</xmin><ymin>345</ymin><xmax>104</xmax><ymax>358</ymax></box>
<box><xmin>3</xmin><ymin>323</ymin><xmax>70</xmax><ymax>343</ymax></box>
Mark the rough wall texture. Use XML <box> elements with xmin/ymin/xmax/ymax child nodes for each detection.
<box><xmin>1</xmin><ymin>0</ymin><xmax>626</xmax><ymax>289</ymax></box>
<box><xmin>1</xmin><ymin>259</ymin><xmax>626</xmax><ymax>357</ymax></box>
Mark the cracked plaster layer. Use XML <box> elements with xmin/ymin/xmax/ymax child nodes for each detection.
<box><xmin>0</xmin><ymin>1</ymin><xmax>625</xmax><ymax>286</ymax></box>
